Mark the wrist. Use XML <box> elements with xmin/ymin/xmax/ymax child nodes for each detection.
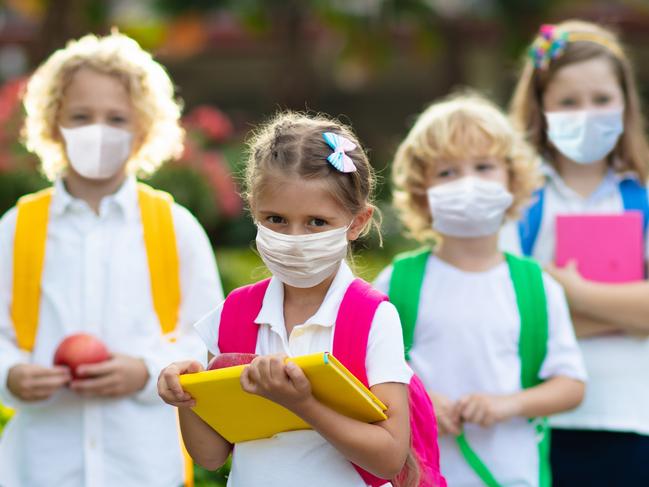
<box><xmin>289</xmin><ymin>394</ymin><xmax>319</xmax><ymax>419</ymax></box>
<box><xmin>568</xmin><ymin>277</ymin><xmax>592</xmax><ymax>313</ymax></box>
<box><xmin>503</xmin><ymin>393</ymin><xmax>524</xmax><ymax>420</ymax></box>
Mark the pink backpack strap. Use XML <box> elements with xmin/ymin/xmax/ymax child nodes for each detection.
<box><xmin>332</xmin><ymin>278</ymin><xmax>387</xmax><ymax>387</ymax></box>
<box><xmin>217</xmin><ymin>278</ymin><xmax>271</xmax><ymax>353</ymax></box>
<box><xmin>333</xmin><ymin>278</ymin><xmax>390</xmax><ymax>487</ymax></box>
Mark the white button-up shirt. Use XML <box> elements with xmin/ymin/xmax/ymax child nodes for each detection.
<box><xmin>0</xmin><ymin>177</ymin><xmax>223</xmax><ymax>487</ymax></box>
<box><xmin>195</xmin><ymin>261</ymin><xmax>412</xmax><ymax>487</ymax></box>
<box><xmin>500</xmin><ymin>165</ymin><xmax>649</xmax><ymax>435</ymax></box>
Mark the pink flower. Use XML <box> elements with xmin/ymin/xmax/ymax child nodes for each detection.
<box><xmin>0</xmin><ymin>77</ymin><xmax>27</xmax><ymax>125</ymax></box>
<box><xmin>201</xmin><ymin>152</ymin><xmax>242</xmax><ymax>218</ymax></box>
<box><xmin>183</xmin><ymin>105</ymin><xmax>233</xmax><ymax>143</ymax></box>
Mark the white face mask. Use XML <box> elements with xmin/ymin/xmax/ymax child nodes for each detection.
<box><xmin>255</xmin><ymin>223</ymin><xmax>350</xmax><ymax>288</ymax></box>
<box><xmin>427</xmin><ymin>176</ymin><xmax>513</xmax><ymax>238</ymax></box>
<box><xmin>60</xmin><ymin>124</ymin><xmax>133</xmax><ymax>179</ymax></box>
<box><xmin>545</xmin><ymin>108</ymin><xmax>624</xmax><ymax>165</ymax></box>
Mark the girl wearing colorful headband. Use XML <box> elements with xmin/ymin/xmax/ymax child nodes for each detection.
<box><xmin>158</xmin><ymin>112</ymin><xmax>445</xmax><ymax>487</ymax></box>
<box><xmin>503</xmin><ymin>19</ymin><xmax>649</xmax><ymax>485</ymax></box>
<box><xmin>0</xmin><ymin>32</ymin><xmax>223</xmax><ymax>486</ymax></box>
<box><xmin>375</xmin><ymin>92</ymin><xmax>586</xmax><ymax>487</ymax></box>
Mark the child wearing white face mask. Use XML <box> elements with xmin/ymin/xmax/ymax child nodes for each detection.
<box><xmin>0</xmin><ymin>32</ymin><xmax>223</xmax><ymax>487</ymax></box>
<box><xmin>502</xmin><ymin>20</ymin><xmax>649</xmax><ymax>485</ymax></box>
<box><xmin>374</xmin><ymin>93</ymin><xmax>586</xmax><ymax>487</ymax></box>
<box><xmin>158</xmin><ymin>112</ymin><xmax>447</xmax><ymax>487</ymax></box>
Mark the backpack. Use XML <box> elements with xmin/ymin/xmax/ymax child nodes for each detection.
<box><xmin>518</xmin><ymin>177</ymin><xmax>649</xmax><ymax>257</ymax></box>
<box><xmin>218</xmin><ymin>277</ymin><xmax>447</xmax><ymax>487</ymax></box>
<box><xmin>388</xmin><ymin>249</ymin><xmax>550</xmax><ymax>487</ymax></box>
<box><xmin>10</xmin><ymin>182</ymin><xmax>193</xmax><ymax>486</ymax></box>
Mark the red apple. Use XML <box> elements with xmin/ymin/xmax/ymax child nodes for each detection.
<box><xmin>207</xmin><ymin>353</ymin><xmax>258</xmax><ymax>370</ymax></box>
<box><xmin>53</xmin><ymin>333</ymin><xmax>110</xmax><ymax>379</ymax></box>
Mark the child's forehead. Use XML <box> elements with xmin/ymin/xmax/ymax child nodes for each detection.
<box><xmin>425</xmin><ymin>138</ymin><xmax>508</xmax><ymax>166</ymax></box>
<box><xmin>255</xmin><ymin>174</ymin><xmax>348</xmax><ymax>215</ymax></box>
<box><xmin>546</xmin><ymin>57</ymin><xmax>621</xmax><ymax>94</ymax></box>
<box><xmin>65</xmin><ymin>67</ymin><xmax>128</xmax><ymax>95</ymax></box>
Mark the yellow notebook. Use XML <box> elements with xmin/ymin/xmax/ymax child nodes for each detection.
<box><xmin>179</xmin><ymin>352</ymin><xmax>387</xmax><ymax>443</ymax></box>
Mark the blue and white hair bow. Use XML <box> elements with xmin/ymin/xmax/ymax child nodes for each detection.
<box><xmin>323</xmin><ymin>132</ymin><xmax>357</xmax><ymax>173</ymax></box>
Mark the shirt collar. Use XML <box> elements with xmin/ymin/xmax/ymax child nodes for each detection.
<box><xmin>50</xmin><ymin>176</ymin><xmax>139</xmax><ymax>220</ymax></box>
<box><xmin>542</xmin><ymin>162</ymin><xmax>621</xmax><ymax>203</ymax></box>
<box><xmin>254</xmin><ymin>260</ymin><xmax>356</xmax><ymax>333</ymax></box>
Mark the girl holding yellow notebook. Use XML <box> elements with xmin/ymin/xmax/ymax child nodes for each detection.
<box><xmin>158</xmin><ymin>112</ymin><xmax>433</xmax><ymax>487</ymax></box>
<box><xmin>0</xmin><ymin>32</ymin><xmax>223</xmax><ymax>487</ymax></box>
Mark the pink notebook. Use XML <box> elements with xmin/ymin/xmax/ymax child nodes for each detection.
<box><xmin>556</xmin><ymin>212</ymin><xmax>645</xmax><ymax>283</ymax></box>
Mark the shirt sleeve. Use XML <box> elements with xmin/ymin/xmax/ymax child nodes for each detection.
<box><xmin>372</xmin><ymin>265</ymin><xmax>393</xmax><ymax>295</ymax></box>
<box><xmin>193</xmin><ymin>304</ymin><xmax>224</xmax><ymax>357</ymax></box>
<box><xmin>0</xmin><ymin>207</ymin><xmax>31</xmax><ymax>407</ymax></box>
<box><xmin>538</xmin><ymin>273</ymin><xmax>587</xmax><ymax>382</ymax></box>
<box><xmin>135</xmin><ymin>204</ymin><xmax>224</xmax><ymax>402</ymax></box>
<box><xmin>365</xmin><ymin>301</ymin><xmax>412</xmax><ymax>387</ymax></box>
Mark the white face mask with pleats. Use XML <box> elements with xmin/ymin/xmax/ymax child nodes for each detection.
<box><xmin>255</xmin><ymin>223</ymin><xmax>350</xmax><ymax>288</ymax></box>
<box><xmin>545</xmin><ymin>108</ymin><xmax>624</xmax><ymax>164</ymax></box>
<box><xmin>60</xmin><ymin>124</ymin><xmax>133</xmax><ymax>179</ymax></box>
<box><xmin>426</xmin><ymin>176</ymin><xmax>513</xmax><ymax>238</ymax></box>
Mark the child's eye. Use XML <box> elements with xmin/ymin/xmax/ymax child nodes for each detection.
<box><xmin>70</xmin><ymin>114</ymin><xmax>89</xmax><ymax>121</ymax></box>
<box><xmin>476</xmin><ymin>162</ymin><xmax>495</xmax><ymax>172</ymax></box>
<box><xmin>437</xmin><ymin>168</ymin><xmax>455</xmax><ymax>178</ymax></box>
<box><xmin>558</xmin><ymin>97</ymin><xmax>578</xmax><ymax>108</ymax></box>
<box><xmin>266</xmin><ymin>215</ymin><xmax>285</xmax><ymax>225</ymax></box>
<box><xmin>109</xmin><ymin>116</ymin><xmax>128</xmax><ymax>124</ymax></box>
<box><xmin>593</xmin><ymin>94</ymin><xmax>612</xmax><ymax>105</ymax></box>
<box><xmin>308</xmin><ymin>218</ymin><xmax>328</xmax><ymax>227</ymax></box>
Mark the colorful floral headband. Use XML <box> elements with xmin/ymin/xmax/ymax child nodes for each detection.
<box><xmin>323</xmin><ymin>132</ymin><xmax>357</xmax><ymax>173</ymax></box>
<box><xmin>528</xmin><ymin>24</ymin><xmax>624</xmax><ymax>70</ymax></box>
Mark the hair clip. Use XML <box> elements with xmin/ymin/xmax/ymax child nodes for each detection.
<box><xmin>323</xmin><ymin>132</ymin><xmax>357</xmax><ymax>173</ymax></box>
<box><xmin>528</xmin><ymin>24</ymin><xmax>568</xmax><ymax>70</ymax></box>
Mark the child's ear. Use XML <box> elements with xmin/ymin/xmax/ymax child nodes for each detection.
<box><xmin>347</xmin><ymin>206</ymin><xmax>373</xmax><ymax>241</ymax></box>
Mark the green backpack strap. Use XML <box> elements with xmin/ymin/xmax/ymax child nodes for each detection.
<box><xmin>505</xmin><ymin>252</ymin><xmax>551</xmax><ymax>487</ymax></box>
<box><xmin>505</xmin><ymin>252</ymin><xmax>548</xmax><ymax>390</ymax></box>
<box><xmin>456</xmin><ymin>253</ymin><xmax>551</xmax><ymax>487</ymax></box>
<box><xmin>388</xmin><ymin>247</ymin><xmax>431</xmax><ymax>361</ymax></box>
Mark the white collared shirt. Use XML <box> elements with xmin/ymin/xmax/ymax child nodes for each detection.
<box><xmin>500</xmin><ymin>165</ymin><xmax>649</xmax><ymax>435</ymax></box>
<box><xmin>194</xmin><ymin>261</ymin><xmax>412</xmax><ymax>487</ymax></box>
<box><xmin>0</xmin><ymin>177</ymin><xmax>223</xmax><ymax>487</ymax></box>
<box><xmin>374</xmin><ymin>254</ymin><xmax>586</xmax><ymax>487</ymax></box>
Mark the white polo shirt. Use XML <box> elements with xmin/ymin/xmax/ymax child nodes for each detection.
<box><xmin>500</xmin><ymin>165</ymin><xmax>649</xmax><ymax>435</ymax></box>
<box><xmin>195</xmin><ymin>261</ymin><xmax>412</xmax><ymax>487</ymax></box>
<box><xmin>374</xmin><ymin>254</ymin><xmax>586</xmax><ymax>487</ymax></box>
<box><xmin>0</xmin><ymin>177</ymin><xmax>223</xmax><ymax>487</ymax></box>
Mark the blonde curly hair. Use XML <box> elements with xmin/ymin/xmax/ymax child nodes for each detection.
<box><xmin>393</xmin><ymin>92</ymin><xmax>542</xmax><ymax>243</ymax></box>
<box><xmin>22</xmin><ymin>31</ymin><xmax>184</xmax><ymax>181</ymax></box>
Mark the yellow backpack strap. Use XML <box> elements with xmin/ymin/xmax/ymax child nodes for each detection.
<box><xmin>11</xmin><ymin>188</ymin><xmax>54</xmax><ymax>352</ymax></box>
<box><xmin>136</xmin><ymin>183</ymin><xmax>181</xmax><ymax>337</ymax></box>
<box><xmin>138</xmin><ymin>184</ymin><xmax>192</xmax><ymax>485</ymax></box>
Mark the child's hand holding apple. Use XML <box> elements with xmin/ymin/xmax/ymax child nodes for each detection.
<box><xmin>53</xmin><ymin>333</ymin><xmax>149</xmax><ymax>398</ymax></box>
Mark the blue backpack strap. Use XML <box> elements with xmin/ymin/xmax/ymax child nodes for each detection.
<box><xmin>619</xmin><ymin>178</ymin><xmax>649</xmax><ymax>235</ymax></box>
<box><xmin>518</xmin><ymin>188</ymin><xmax>545</xmax><ymax>257</ymax></box>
